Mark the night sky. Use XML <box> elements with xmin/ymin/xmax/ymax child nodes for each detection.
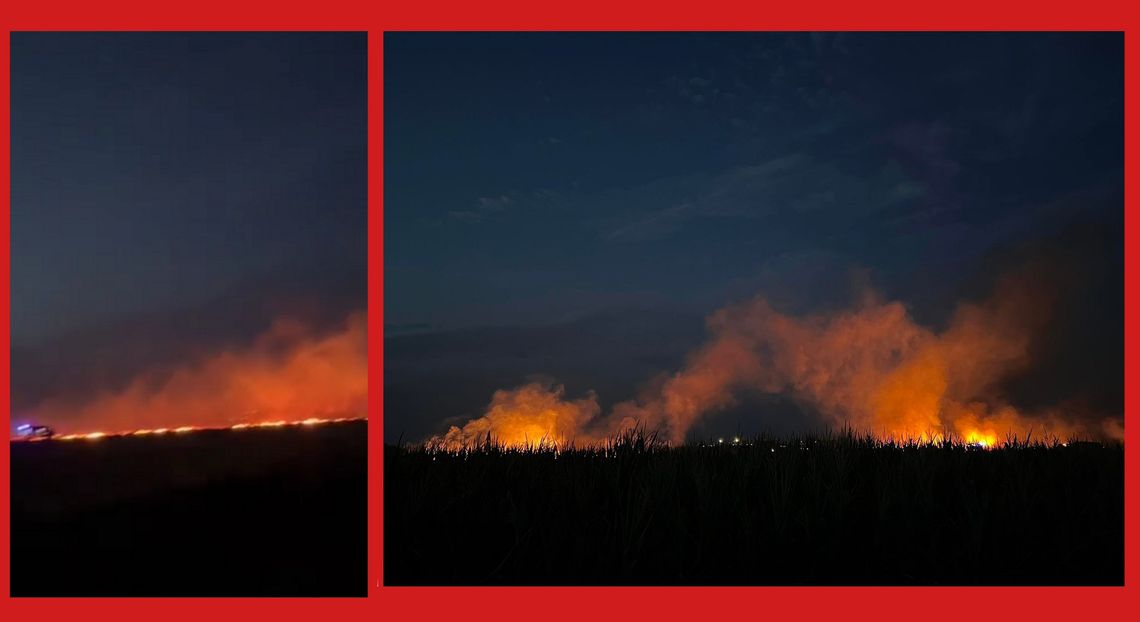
<box><xmin>11</xmin><ymin>33</ymin><xmax>366</xmax><ymax>417</ymax></box>
<box><xmin>385</xmin><ymin>32</ymin><xmax>1122</xmax><ymax>441</ymax></box>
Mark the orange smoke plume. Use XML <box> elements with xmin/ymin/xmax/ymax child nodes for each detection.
<box><xmin>432</xmin><ymin>269</ymin><xmax>1120</xmax><ymax>449</ymax></box>
<box><xmin>29</xmin><ymin>312</ymin><xmax>367</xmax><ymax>434</ymax></box>
<box><xmin>431</xmin><ymin>382</ymin><xmax>601</xmax><ymax>449</ymax></box>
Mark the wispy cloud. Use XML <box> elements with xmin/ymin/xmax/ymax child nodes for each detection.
<box><xmin>447</xmin><ymin>194</ymin><xmax>514</xmax><ymax>223</ymax></box>
<box><xmin>447</xmin><ymin>189</ymin><xmax>566</xmax><ymax>225</ymax></box>
<box><xmin>602</xmin><ymin>154</ymin><xmax>926</xmax><ymax>243</ymax></box>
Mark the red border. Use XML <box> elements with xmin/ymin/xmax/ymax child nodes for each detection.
<box><xmin>1</xmin><ymin>26</ymin><xmax>10</xmax><ymax>613</ymax></box>
<box><xmin>2</xmin><ymin>1</ymin><xmax>1138</xmax><ymax>620</ymax></box>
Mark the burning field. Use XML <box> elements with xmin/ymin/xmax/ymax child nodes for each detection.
<box><xmin>383</xmin><ymin>31</ymin><xmax>1124</xmax><ymax>589</ymax></box>
<box><xmin>14</xmin><ymin>312</ymin><xmax>368</xmax><ymax>439</ymax></box>
<box><xmin>10</xmin><ymin>312</ymin><xmax>370</xmax><ymax>596</ymax></box>
<box><xmin>428</xmin><ymin>261</ymin><xmax>1122</xmax><ymax>452</ymax></box>
<box><xmin>10</xmin><ymin>31</ymin><xmax>370</xmax><ymax>598</ymax></box>
<box><xmin>388</xmin><ymin>241</ymin><xmax>1123</xmax><ymax>586</ymax></box>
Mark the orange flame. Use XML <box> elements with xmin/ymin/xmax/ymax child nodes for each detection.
<box><xmin>431</xmin><ymin>383</ymin><xmax>601</xmax><ymax>449</ymax></box>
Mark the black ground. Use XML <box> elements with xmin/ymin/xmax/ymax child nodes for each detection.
<box><xmin>11</xmin><ymin>421</ymin><xmax>366</xmax><ymax>597</ymax></box>
<box><xmin>385</xmin><ymin>435</ymin><xmax>1122</xmax><ymax>586</ymax></box>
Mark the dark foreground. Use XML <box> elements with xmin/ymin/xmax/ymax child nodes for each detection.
<box><xmin>12</xmin><ymin>421</ymin><xmax>366</xmax><ymax>596</ymax></box>
<box><xmin>386</xmin><ymin>435</ymin><xmax>1122</xmax><ymax>585</ymax></box>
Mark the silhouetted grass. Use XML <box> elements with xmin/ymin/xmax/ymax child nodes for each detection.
<box><xmin>385</xmin><ymin>430</ymin><xmax>1122</xmax><ymax>585</ymax></box>
<box><xmin>12</xmin><ymin>421</ymin><xmax>366</xmax><ymax>596</ymax></box>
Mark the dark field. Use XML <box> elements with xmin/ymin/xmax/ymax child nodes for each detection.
<box><xmin>11</xmin><ymin>421</ymin><xmax>366</xmax><ymax>596</ymax></box>
<box><xmin>385</xmin><ymin>434</ymin><xmax>1122</xmax><ymax>586</ymax></box>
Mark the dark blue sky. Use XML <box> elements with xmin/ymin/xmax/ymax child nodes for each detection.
<box><xmin>11</xmin><ymin>33</ymin><xmax>366</xmax><ymax>412</ymax></box>
<box><xmin>12</xmin><ymin>32</ymin><xmax>366</xmax><ymax>348</ymax></box>
<box><xmin>386</xmin><ymin>32</ymin><xmax>1121</xmax><ymax>332</ymax></box>
<box><xmin>384</xmin><ymin>32</ymin><xmax>1122</xmax><ymax>441</ymax></box>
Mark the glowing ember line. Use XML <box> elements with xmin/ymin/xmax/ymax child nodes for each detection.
<box><xmin>10</xmin><ymin>417</ymin><xmax>366</xmax><ymax>442</ymax></box>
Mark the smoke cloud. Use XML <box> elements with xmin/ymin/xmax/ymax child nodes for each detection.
<box><xmin>434</xmin><ymin>382</ymin><xmax>602</xmax><ymax>448</ymax></box>
<box><xmin>22</xmin><ymin>312</ymin><xmax>367</xmax><ymax>434</ymax></box>
<box><xmin>431</xmin><ymin>254</ymin><xmax>1122</xmax><ymax>448</ymax></box>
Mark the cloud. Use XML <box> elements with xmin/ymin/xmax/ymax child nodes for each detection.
<box><xmin>446</xmin><ymin>190</ymin><xmax>567</xmax><ymax>225</ymax></box>
<box><xmin>447</xmin><ymin>194</ymin><xmax>513</xmax><ymax>223</ymax></box>
<box><xmin>602</xmin><ymin>153</ymin><xmax>926</xmax><ymax>242</ymax></box>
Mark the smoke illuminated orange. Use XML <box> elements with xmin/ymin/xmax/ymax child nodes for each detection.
<box><xmin>18</xmin><ymin>312</ymin><xmax>367</xmax><ymax>436</ymax></box>
<box><xmin>432</xmin><ymin>383</ymin><xmax>601</xmax><ymax>449</ymax></box>
<box><xmin>430</xmin><ymin>277</ymin><xmax>1122</xmax><ymax>450</ymax></box>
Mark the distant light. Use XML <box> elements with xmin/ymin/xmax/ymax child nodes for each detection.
<box><xmin>733</xmin><ymin>437</ymin><xmax>740</xmax><ymax>444</ymax></box>
<box><xmin>718</xmin><ymin>438</ymin><xmax>724</xmax><ymax>444</ymax></box>
<box><xmin>17</xmin><ymin>424</ymin><xmax>31</xmax><ymax>431</ymax></box>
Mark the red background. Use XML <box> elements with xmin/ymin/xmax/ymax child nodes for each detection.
<box><xmin>0</xmin><ymin>1</ymin><xmax>1136</xmax><ymax>620</ymax></box>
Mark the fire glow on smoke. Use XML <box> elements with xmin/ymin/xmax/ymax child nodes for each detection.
<box><xmin>431</xmin><ymin>275</ymin><xmax>1122</xmax><ymax>450</ymax></box>
<box><xmin>18</xmin><ymin>312</ymin><xmax>367</xmax><ymax>438</ymax></box>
